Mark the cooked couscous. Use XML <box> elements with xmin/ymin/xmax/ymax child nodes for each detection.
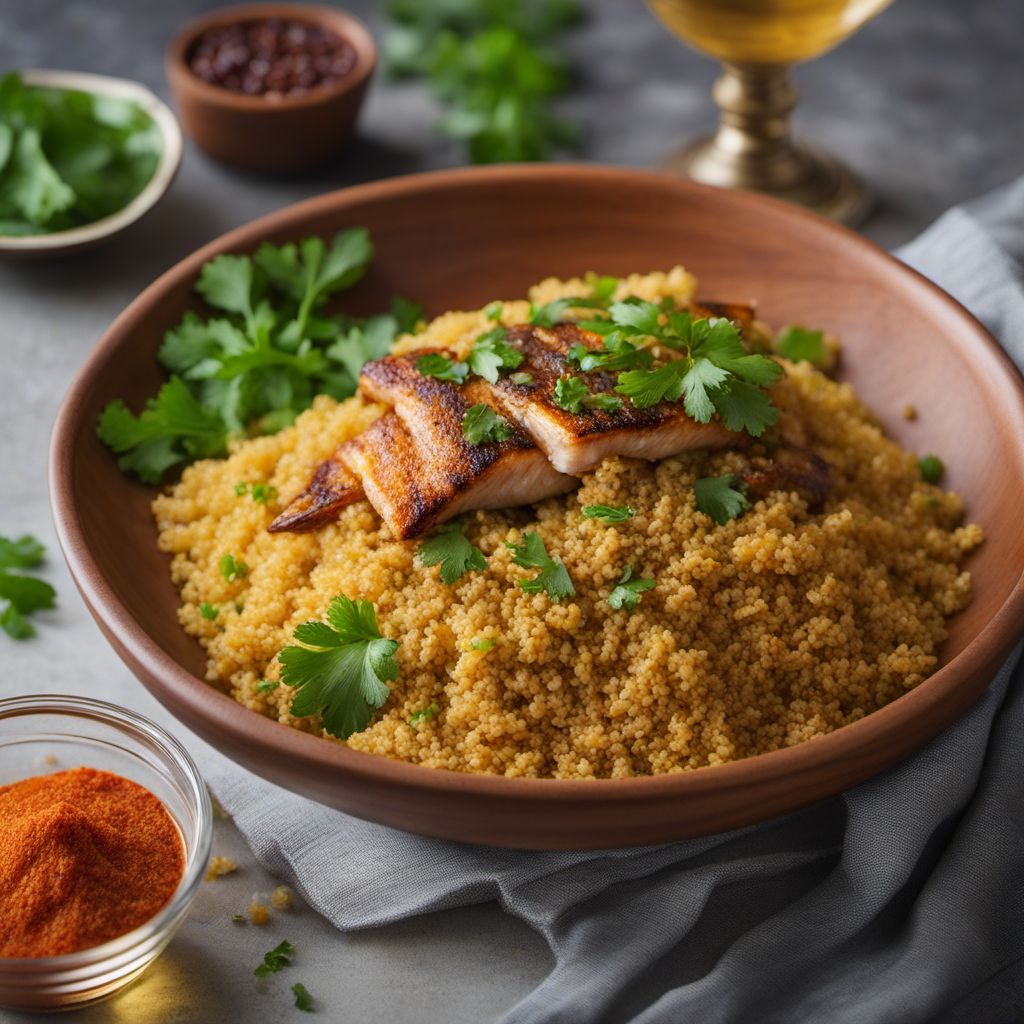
<box><xmin>153</xmin><ymin>270</ymin><xmax>981</xmax><ymax>779</ymax></box>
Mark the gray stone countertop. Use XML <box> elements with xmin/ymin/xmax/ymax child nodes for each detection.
<box><xmin>1</xmin><ymin>0</ymin><xmax>1021</xmax><ymax>1021</ymax></box>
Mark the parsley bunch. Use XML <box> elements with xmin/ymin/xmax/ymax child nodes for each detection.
<box><xmin>384</xmin><ymin>0</ymin><xmax>581</xmax><ymax>163</ymax></box>
<box><xmin>98</xmin><ymin>229</ymin><xmax>423</xmax><ymax>483</ymax></box>
<box><xmin>0</xmin><ymin>73</ymin><xmax>162</xmax><ymax>235</ymax></box>
<box><xmin>0</xmin><ymin>534</ymin><xmax>55</xmax><ymax>640</ymax></box>
<box><xmin>279</xmin><ymin>596</ymin><xmax>400</xmax><ymax>740</ymax></box>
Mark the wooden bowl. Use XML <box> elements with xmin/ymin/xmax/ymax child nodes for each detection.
<box><xmin>0</xmin><ymin>71</ymin><xmax>182</xmax><ymax>259</ymax></box>
<box><xmin>50</xmin><ymin>166</ymin><xmax>1024</xmax><ymax>849</ymax></box>
<box><xmin>165</xmin><ymin>3</ymin><xmax>376</xmax><ymax>174</ymax></box>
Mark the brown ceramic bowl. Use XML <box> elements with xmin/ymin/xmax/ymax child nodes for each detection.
<box><xmin>165</xmin><ymin>3</ymin><xmax>375</xmax><ymax>174</ymax></box>
<box><xmin>50</xmin><ymin>166</ymin><xmax>1024</xmax><ymax>849</ymax></box>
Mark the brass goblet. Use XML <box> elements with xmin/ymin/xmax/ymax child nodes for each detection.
<box><xmin>648</xmin><ymin>0</ymin><xmax>895</xmax><ymax>224</ymax></box>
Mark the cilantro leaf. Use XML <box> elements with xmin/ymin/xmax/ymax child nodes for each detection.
<box><xmin>0</xmin><ymin>534</ymin><xmax>45</xmax><ymax>569</ymax></box>
<box><xmin>467</xmin><ymin>327</ymin><xmax>523</xmax><ymax>383</ymax></box>
<box><xmin>279</xmin><ymin>596</ymin><xmax>399</xmax><ymax>739</ymax></box>
<box><xmin>408</xmin><ymin>703</ymin><xmax>439</xmax><ymax>727</ymax></box>
<box><xmin>568</xmin><ymin>334</ymin><xmax>652</xmax><ymax>373</ymax></box>
<box><xmin>530</xmin><ymin>296</ymin><xmax>606</xmax><ymax>328</ymax></box>
<box><xmin>97</xmin><ymin>377</ymin><xmax>228</xmax><ymax>483</ymax></box>
<box><xmin>326</xmin><ymin>313</ymin><xmax>398</xmax><ymax>383</ymax></box>
<box><xmin>553</xmin><ymin>376</ymin><xmax>589</xmax><ymax>413</ymax></box>
<box><xmin>694</xmin><ymin>474</ymin><xmax>751</xmax><ymax>525</ymax></box>
<box><xmin>510</xmin><ymin>372</ymin><xmax>534</xmax><ymax>386</ymax></box>
<box><xmin>254</xmin><ymin>940</ymin><xmax>295</xmax><ymax>978</ymax></box>
<box><xmin>679</xmin><ymin>357</ymin><xmax>729</xmax><ymax>422</ymax></box>
<box><xmin>607</xmin><ymin>565</ymin><xmax>655</xmax><ymax>612</ymax></box>
<box><xmin>505</xmin><ymin>532</ymin><xmax>575</xmax><ymax>602</ymax></box>
<box><xmin>417</xmin><ymin>520</ymin><xmax>487</xmax><ymax>584</ymax></box>
<box><xmin>196</xmin><ymin>254</ymin><xmax>256</xmax><ymax>324</ymax></box>
<box><xmin>416</xmin><ymin>352</ymin><xmax>469</xmax><ymax>383</ymax></box>
<box><xmin>918</xmin><ymin>454</ymin><xmax>945</xmax><ymax>484</ymax></box>
<box><xmin>391</xmin><ymin>294</ymin><xmax>425</xmax><ymax>334</ymax></box>
<box><xmin>582</xmin><ymin>504</ymin><xmax>636</xmax><ymax>523</ymax></box>
<box><xmin>776</xmin><ymin>325</ymin><xmax>826</xmax><ymax>366</ymax></box>
<box><xmin>607</xmin><ymin>299</ymin><xmax>662</xmax><ymax>336</ymax></box>
<box><xmin>293</xmin><ymin>983</ymin><xmax>314</xmax><ymax>1012</ymax></box>
<box><xmin>710</xmin><ymin>379</ymin><xmax>779</xmax><ymax>436</ymax></box>
<box><xmin>462</xmin><ymin>403</ymin><xmax>514</xmax><ymax>445</ymax></box>
<box><xmin>219</xmin><ymin>553</ymin><xmax>249</xmax><ymax>582</ymax></box>
<box><xmin>0</xmin><ymin>534</ymin><xmax>55</xmax><ymax>641</ymax></box>
<box><xmin>199</xmin><ymin>602</ymin><xmax>218</xmax><ymax>621</ymax></box>
<box><xmin>615</xmin><ymin>361</ymin><xmax>687</xmax><ymax>408</ymax></box>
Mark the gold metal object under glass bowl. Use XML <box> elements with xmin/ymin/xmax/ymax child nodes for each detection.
<box><xmin>648</xmin><ymin>0</ymin><xmax>895</xmax><ymax>224</ymax></box>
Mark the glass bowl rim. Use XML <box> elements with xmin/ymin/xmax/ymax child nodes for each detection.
<box><xmin>0</xmin><ymin>692</ymin><xmax>212</xmax><ymax>971</ymax></box>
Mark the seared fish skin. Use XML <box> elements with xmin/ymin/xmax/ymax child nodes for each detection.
<box><xmin>492</xmin><ymin>323</ymin><xmax>738</xmax><ymax>474</ymax></box>
<box><xmin>270</xmin><ymin>350</ymin><xmax>576</xmax><ymax>539</ymax></box>
<box><xmin>271</xmin><ymin>305</ymin><xmax>766</xmax><ymax>538</ymax></box>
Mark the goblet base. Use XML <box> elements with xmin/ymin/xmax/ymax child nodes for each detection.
<box><xmin>663</xmin><ymin>136</ymin><xmax>868</xmax><ymax>226</ymax></box>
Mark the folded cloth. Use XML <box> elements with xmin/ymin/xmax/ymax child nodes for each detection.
<box><xmin>209</xmin><ymin>180</ymin><xmax>1024</xmax><ymax>1024</ymax></box>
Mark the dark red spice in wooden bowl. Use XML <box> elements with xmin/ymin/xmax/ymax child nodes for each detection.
<box><xmin>188</xmin><ymin>18</ymin><xmax>358</xmax><ymax>99</ymax></box>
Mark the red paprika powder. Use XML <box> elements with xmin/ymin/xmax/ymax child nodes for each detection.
<box><xmin>0</xmin><ymin>766</ymin><xmax>185</xmax><ymax>958</ymax></box>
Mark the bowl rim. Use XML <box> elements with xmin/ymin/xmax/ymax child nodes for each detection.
<box><xmin>0</xmin><ymin>693</ymin><xmax>212</xmax><ymax>970</ymax></box>
<box><xmin>49</xmin><ymin>164</ymin><xmax>1024</xmax><ymax>809</ymax></box>
<box><xmin>0</xmin><ymin>70</ymin><xmax>183</xmax><ymax>252</ymax></box>
<box><xmin>164</xmin><ymin>1</ymin><xmax>377</xmax><ymax>113</ymax></box>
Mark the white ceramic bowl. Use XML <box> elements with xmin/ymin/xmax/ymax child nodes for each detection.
<box><xmin>0</xmin><ymin>70</ymin><xmax>183</xmax><ymax>257</ymax></box>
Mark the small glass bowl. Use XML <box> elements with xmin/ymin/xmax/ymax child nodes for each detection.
<box><xmin>0</xmin><ymin>694</ymin><xmax>212</xmax><ymax>1011</ymax></box>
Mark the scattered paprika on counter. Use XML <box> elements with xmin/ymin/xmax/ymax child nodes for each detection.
<box><xmin>0</xmin><ymin>766</ymin><xmax>185</xmax><ymax>958</ymax></box>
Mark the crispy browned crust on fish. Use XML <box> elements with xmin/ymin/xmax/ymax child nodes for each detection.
<box><xmin>492</xmin><ymin>324</ymin><xmax>738</xmax><ymax>474</ymax></box>
<box><xmin>268</xmin><ymin>454</ymin><xmax>365</xmax><ymax>533</ymax></box>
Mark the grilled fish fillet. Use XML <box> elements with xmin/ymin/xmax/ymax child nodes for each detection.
<box><xmin>270</xmin><ymin>351</ymin><xmax>576</xmax><ymax>539</ymax></box>
<box><xmin>491</xmin><ymin>324</ymin><xmax>738</xmax><ymax>475</ymax></box>
<box><xmin>270</xmin><ymin>302</ymin><xmax>769</xmax><ymax>538</ymax></box>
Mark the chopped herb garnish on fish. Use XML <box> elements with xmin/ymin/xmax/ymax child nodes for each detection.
<box><xmin>567</xmin><ymin>335</ymin><xmax>652</xmax><ymax>373</ymax></box>
<box><xmin>416</xmin><ymin>352</ymin><xmax>469</xmax><ymax>383</ymax></box>
<box><xmin>582</xmin><ymin>504</ymin><xmax>636</xmax><ymax>523</ymax></box>
<box><xmin>607</xmin><ymin>566</ymin><xmax>655</xmax><ymax>612</ymax></box>
<box><xmin>510</xmin><ymin>371</ymin><xmax>534</xmax><ymax>386</ymax></box>
<box><xmin>776</xmin><ymin>325</ymin><xmax>826</xmax><ymax>366</ymax></box>
<box><xmin>254</xmin><ymin>939</ymin><xmax>295</xmax><ymax>978</ymax></box>
<box><xmin>462</xmin><ymin>403</ymin><xmax>514</xmax><ymax>445</ymax></box>
<box><xmin>530</xmin><ymin>296</ymin><xmax>607</xmax><ymax>328</ymax></box>
<box><xmin>694</xmin><ymin>474</ymin><xmax>751</xmax><ymax>525</ymax></box>
<box><xmin>199</xmin><ymin>602</ymin><xmax>219</xmax><ymax>621</ymax></box>
<box><xmin>0</xmin><ymin>533</ymin><xmax>55</xmax><ymax>640</ymax></box>
<box><xmin>292</xmin><ymin>983</ymin><xmax>314</xmax><ymax>1012</ymax></box>
<box><xmin>610</xmin><ymin>302</ymin><xmax>781</xmax><ymax>435</ymax></box>
<box><xmin>417</xmin><ymin>520</ymin><xmax>487</xmax><ymax>584</ymax></box>
<box><xmin>467</xmin><ymin>327</ymin><xmax>523</xmax><ymax>383</ymax></box>
<box><xmin>408</xmin><ymin>703</ymin><xmax>439</xmax><ymax>728</ymax></box>
<box><xmin>279</xmin><ymin>596</ymin><xmax>400</xmax><ymax>740</ymax></box>
<box><xmin>552</xmin><ymin>376</ymin><xmax>589</xmax><ymax>413</ymax></box>
<box><xmin>219</xmin><ymin>553</ymin><xmax>249</xmax><ymax>582</ymax></box>
<box><xmin>505</xmin><ymin>531</ymin><xmax>575</xmax><ymax>602</ymax></box>
<box><xmin>918</xmin><ymin>454</ymin><xmax>945</xmax><ymax>484</ymax></box>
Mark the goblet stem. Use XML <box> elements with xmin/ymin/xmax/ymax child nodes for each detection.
<box><xmin>664</xmin><ymin>62</ymin><xmax>867</xmax><ymax>224</ymax></box>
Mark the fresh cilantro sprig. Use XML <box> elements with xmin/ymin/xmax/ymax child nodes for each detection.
<box><xmin>693</xmin><ymin>474</ymin><xmax>751</xmax><ymax>525</ymax></box>
<box><xmin>582</xmin><ymin>504</ymin><xmax>636</xmax><ymax>523</ymax></box>
<box><xmin>610</xmin><ymin>302</ymin><xmax>782</xmax><ymax>435</ymax></box>
<box><xmin>384</xmin><ymin>1</ymin><xmax>582</xmax><ymax>163</ymax></box>
<box><xmin>552</xmin><ymin>376</ymin><xmax>622</xmax><ymax>414</ymax></box>
<box><xmin>99</xmin><ymin>230</ymin><xmax>424</xmax><ymax>483</ymax></box>
<box><xmin>0</xmin><ymin>533</ymin><xmax>55</xmax><ymax>640</ymax></box>
<box><xmin>918</xmin><ymin>454</ymin><xmax>945</xmax><ymax>484</ymax></box>
<box><xmin>776</xmin><ymin>325</ymin><xmax>826</xmax><ymax>367</ymax></box>
<box><xmin>463</xmin><ymin>403</ymin><xmax>514</xmax><ymax>445</ymax></box>
<box><xmin>468</xmin><ymin>327</ymin><xmax>523</xmax><ymax>382</ymax></box>
<box><xmin>254</xmin><ymin>940</ymin><xmax>295</xmax><ymax>978</ymax></box>
<box><xmin>607</xmin><ymin>566</ymin><xmax>655</xmax><ymax>612</ymax></box>
<box><xmin>505</xmin><ymin>532</ymin><xmax>575</xmax><ymax>602</ymax></box>
<box><xmin>417</xmin><ymin>352</ymin><xmax>468</xmax><ymax>383</ymax></box>
<box><xmin>417</xmin><ymin>520</ymin><xmax>487</xmax><ymax>584</ymax></box>
<box><xmin>293</xmin><ymin>983</ymin><xmax>314</xmax><ymax>1012</ymax></box>
<box><xmin>278</xmin><ymin>596</ymin><xmax>400</xmax><ymax>740</ymax></box>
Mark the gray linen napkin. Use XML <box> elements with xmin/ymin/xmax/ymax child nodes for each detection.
<box><xmin>209</xmin><ymin>179</ymin><xmax>1024</xmax><ymax>1024</ymax></box>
